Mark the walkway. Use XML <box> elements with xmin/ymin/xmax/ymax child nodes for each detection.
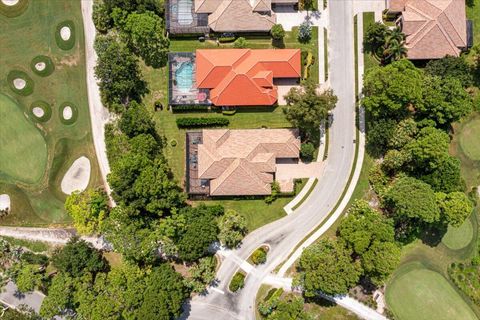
<box><xmin>80</xmin><ymin>0</ymin><xmax>113</xmax><ymax>200</ymax></box>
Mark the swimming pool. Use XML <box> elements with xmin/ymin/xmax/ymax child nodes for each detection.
<box><xmin>177</xmin><ymin>0</ymin><xmax>193</xmax><ymax>26</ymax></box>
<box><xmin>175</xmin><ymin>62</ymin><xmax>194</xmax><ymax>93</ymax></box>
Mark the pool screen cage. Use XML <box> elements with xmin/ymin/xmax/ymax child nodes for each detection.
<box><xmin>166</xmin><ymin>0</ymin><xmax>210</xmax><ymax>35</ymax></box>
<box><xmin>168</xmin><ymin>52</ymin><xmax>211</xmax><ymax>107</ymax></box>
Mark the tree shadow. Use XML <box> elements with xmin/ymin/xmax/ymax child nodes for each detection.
<box><xmin>419</xmin><ymin>223</ymin><xmax>448</xmax><ymax>247</ymax></box>
<box><xmin>272</xmin><ymin>38</ymin><xmax>285</xmax><ymax>49</ymax></box>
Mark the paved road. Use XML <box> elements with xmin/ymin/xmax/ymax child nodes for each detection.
<box><xmin>186</xmin><ymin>1</ymin><xmax>357</xmax><ymax>319</ymax></box>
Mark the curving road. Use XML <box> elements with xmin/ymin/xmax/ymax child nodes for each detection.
<box><xmin>185</xmin><ymin>0</ymin><xmax>358</xmax><ymax>319</ymax></box>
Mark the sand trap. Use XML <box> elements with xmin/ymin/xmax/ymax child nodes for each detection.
<box><xmin>63</xmin><ymin>106</ymin><xmax>72</xmax><ymax>120</ymax></box>
<box><xmin>32</xmin><ymin>107</ymin><xmax>44</xmax><ymax>118</ymax></box>
<box><xmin>2</xmin><ymin>0</ymin><xmax>19</xmax><ymax>6</ymax></box>
<box><xmin>13</xmin><ymin>78</ymin><xmax>26</xmax><ymax>90</ymax></box>
<box><xmin>61</xmin><ymin>156</ymin><xmax>91</xmax><ymax>195</ymax></box>
<box><xmin>60</xmin><ymin>26</ymin><xmax>71</xmax><ymax>41</ymax></box>
<box><xmin>35</xmin><ymin>62</ymin><xmax>46</xmax><ymax>71</ymax></box>
<box><xmin>0</xmin><ymin>194</ymin><xmax>10</xmax><ymax>211</ymax></box>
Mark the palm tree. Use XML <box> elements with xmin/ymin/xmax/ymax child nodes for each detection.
<box><xmin>385</xmin><ymin>27</ymin><xmax>405</xmax><ymax>44</ymax></box>
<box><xmin>383</xmin><ymin>39</ymin><xmax>408</xmax><ymax>64</ymax></box>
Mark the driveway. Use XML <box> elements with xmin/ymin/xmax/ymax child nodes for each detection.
<box><xmin>0</xmin><ymin>282</ymin><xmax>44</xmax><ymax>313</ymax></box>
<box><xmin>276</xmin><ymin>160</ymin><xmax>324</xmax><ymax>180</ymax></box>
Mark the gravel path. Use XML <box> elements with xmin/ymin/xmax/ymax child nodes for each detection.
<box><xmin>80</xmin><ymin>1</ymin><xmax>113</xmax><ymax>201</ymax></box>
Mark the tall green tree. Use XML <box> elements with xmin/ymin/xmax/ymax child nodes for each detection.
<box><xmin>122</xmin><ymin>11</ymin><xmax>170</xmax><ymax>68</ymax></box>
<box><xmin>51</xmin><ymin>238</ymin><xmax>109</xmax><ymax>277</ymax></box>
<box><xmin>437</xmin><ymin>192</ymin><xmax>474</xmax><ymax>227</ymax></box>
<box><xmin>363</xmin><ymin>60</ymin><xmax>423</xmax><ymax>120</ymax></box>
<box><xmin>405</xmin><ymin>126</ymin><xmax>450</xmax><ymax>172</ymax></box>
<box><xmin>217</xmin><ymin>209</ymin><xmax>248</xmax><ymax>248</ymax></box>
<box><xmin>425</xmin><ymin>55</ymin><xmax>474</xmax><ymax>88</ymax></box>
<box><xmin>284</xmin><ymin>81</ymin><xmax>337</xmax><ymax>140</ymax></box>
<box><xmin>94</xmin><ymin>34</ymin><xmax>147</xmax><ymax>111</ymax></box>
<box><xmin>40</xmin><ymin>273</ymin><xmax>76</xmax><ymax>319</ymax></box>
<box><xmin>295</xmin><ymin>239</ymin><xmax>362</xmax><ymax>296</ymax></box>
<box><xmin>65</xmin><ymin>188</ymin><xmax>109</xmax><ymax>235</ymax></box>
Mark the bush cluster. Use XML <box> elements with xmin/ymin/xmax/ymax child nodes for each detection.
<box><xmin>176</xmin><ymin>117</ymin><xmax>229</xmax><ymax>128</ymax></box>
<box><xmin>251</xmin><ymin>247</ymin><xmax>268</xmax><ymax>265</ymax></box>
<box><xmin>229</xmin><ymin>272</ymin><xmax>245</xmax><ymax>292</ymax></box>
<box><xmin>171</xmin><ymin>105</ymin><xmax>210</xmax><ymax>113</ymax></box>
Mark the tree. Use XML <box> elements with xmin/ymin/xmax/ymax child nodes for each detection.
<box><xmin>267</xmin><ymin>294</ymin><xmax>312</xmax><ymax>320</ymax></box>
<box><xmin>382</xmin><ymin>39</ymin><xmax>407</xmax><ymax>64</ymax></box>
<box><xmin>65</xmin><ymin>188</ymin><xmax>109</xmax><ymax>235</ymax></box>
<box><xmin>119</xmin><ymin>101</ymin><xmax>157</xmax><ymax>138</ymax></box>
<box><xmin>122</xmin><ymin>11</ymin><xmax>170</xmax><ymax>68</ymax></box>
<box><xmin>388</xmin><ymin>118</ymin><xmax>418</xmax><ymax>149</ymax></box>
<box><xmin>295</xmin><ymin>238</ymin><xmax>362</xmax><ymax>296</ymax></box>
<box><xmin>51</xmin><ymin>238</ymin><xmax>108</xmax><ymax>277</ymax></box>
<box><xmin>233</xmin><ymin>37</ymin><xmax>248</xmax><ymax>48</ymax></box>
<box><xmin>425</xmin><ymin>55</ymin><xmax>474</xmax><ymax>88</ymax></box>
<box><xmin>361</xmin><ymin>241</ymin><xmax>401</xmax><ymax>286</ymax></box>
<box><xmin>337</xmin><ymin>200</ymin><xmax>400</xmax><ymax>285</ymax></box>
<box><xmin>284</xmin><ymin>81</ymin><xmax>337</xmax><ymax>140</ymax></box>
<box><xmin>384</xmin><ymin>176</ymin><xmax>440</xmax><ymax>224</ymax></box>
<box><xmin>362</xmin><ymin>59</ymin><xmax>423</xmax><ymax>120</ymax></box>
<box><xmin>94</xmin><ymin>34</ymin><xmax>147</xmax><ymax>111</ymax></box>
<box><xmin>382</xmin><ymin>149</ymin><xmax>410</xmax><ymax>173</ymax></box>
<box><xmin>217</xmin><ymin>209</ymin><xmax>248</xmax><ymax>248</ymax></box>
<box><xmin>15</xmin><ymin>264</ymin><xmax>43</xmax><ymax>293</ymax></box>
<box><xmin>92</xmin><ymin>1</ymin><xmax>112</xmax><ymax>33</ymax></box>
<box><xmin>363</xmin><ymin>22</ymin><xmax>388</xmax><ymax>54</ymax></box>
<box><xmin>298</xmin><ymin>21</ymin><xmax>312</xmax><ymax>43</ymax></box>
<box><xmin>136</xmin><ymin>264</ymin><xmax>189</xmax><ymax>319</ymax></box>
<box><xmin>185</xmin><ymin>256</ymin><xmax>216</xmax><ymax>293</ymax></box>
<box><xmin>338</xmin><ymin>200</ymin><xmax>395</xmax><ymax>255</ymax></box>
<box><xmin>366</xmin><ymin>119</ymin><xmax>396</xmax><ymax>156</ymax></box>
<box><xmin>300</xmin><ymin>142</ymin><xmax>315</xmax><ymax>162</ymax></box>
<box><xmin>405</xmin><ymin>126</ymin><xmax>450</xmax><ymax>172</ymax></box>
<box><xmin>271</xmin><ymin>24</ymin><xmax>286</xmax><ymax>40</ymax></box>
<box><xmin>40</xmin><ymin>273</ymin><xmax>75</xmax><ymax>319</ymax></box>
<box><xmin>419</xmin><ymin>156</ymin><xmax>464</xmax><ymax>193</ymax></box>
<box><xmin>176</xmin><ymin>206</ymin><xmax>219</xmax><ymax>262</ymax></box>
<box><xmin>437</xmin><ymin>192</ymin><xmax>474</xmax><ymax>227</ymax></box>
<box><xmin>418</xmin><ymin>75</ymin><xmax>472</xmax><ymax>126</ymax></box>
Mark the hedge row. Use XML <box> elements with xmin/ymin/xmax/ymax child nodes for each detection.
<box><xmin>171</xmin><ymin>105</ymin><xmax>210</xmax><ymax>113</ymax></box>
<box><xmin>176</xmin><ymin>117</ymin><xmax>229</xmax><ymax>128</ymax></box>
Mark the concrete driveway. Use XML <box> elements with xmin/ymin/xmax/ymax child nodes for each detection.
<box><xmin>0</xmin><ymin>282</ymin><xmax>44</xmax><ymax>313</ymax></box>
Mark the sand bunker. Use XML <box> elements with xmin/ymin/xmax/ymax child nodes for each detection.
<box><xmin>32</xmin><ymin>107</ymin><xmax>44</xmax><ymax>118</ymax></box>
<box><xmin>35</xmin><ymin>62</ymin><xmax>46</xmax><ymax>71</ymax></box>
<box><xmin>63</xmin><ymin>106</ymin><xmax>72</xmax><ymax>120</ymax></box>
<box><xmin>13</xmin><ymin>78</ymin><xmax>26</xmax><ymax>90</ymax></box>
<box><xmin>61</xmin><ymin>156</ymin><xmax>91</xmax><ymax>195</ymax></box>
<box><xmin>0</xmin><ymin>194</ymin><xmax>10</xmax><ymax>211</ymax></box>
<box><xmin>60</xmin><ymin>26</ymin><xmax>71</xmax><ymax>41</ymax></box>
<box><xmin>2</xmin><ymin>0</ymin><xmax>19</xmax><ymax>6</ymax></box>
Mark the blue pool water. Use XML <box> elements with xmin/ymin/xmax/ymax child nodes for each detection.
<box><xmin>176</xmin><ymin>62</ymin><xmax>194</xmax><ymax>93</ymax></box>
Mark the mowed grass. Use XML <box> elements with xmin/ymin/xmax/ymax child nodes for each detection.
<box><xmin>0</xmin><ymin>0</ymin><xmax>102</xmax><ymax>225</ymax></box>
<box><xmin>442</xmin><ymin>217</ymin><xmax>474</xmax><ymax>250</ymax></box>
<box><xmin>386</xmin><ymin>262</ymin><xmax>477</xmax><ymax>320</ymax></box>
<box><xmin>0</xmin><ymin>93</ymin><xmax>47</xmax><ymax>184</ymax></box>
<box><xmin>460</xmin><ymin>117</ymin><xmax>480</xmax><ymax>160</ymax></box>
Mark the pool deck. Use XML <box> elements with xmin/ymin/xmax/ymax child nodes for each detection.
<box><xmin>168</xmin><ymin>52</ymin><xmax>211</xmax><ymax>106</ymax></box>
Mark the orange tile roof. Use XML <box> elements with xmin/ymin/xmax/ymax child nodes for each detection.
<box><xmin>390</xmin><ymin>0</ymin><xmax>467</xmax><ymax>59</ymax></box>
<box><xmin>196</xmin><ymin>49</ymin><xmax>301</xmax><ymax>106</ymax></box>
<box><xmin>198</xmin><ymin>129</ymin><xmax>300</xmax><ymax>196</ymax></box>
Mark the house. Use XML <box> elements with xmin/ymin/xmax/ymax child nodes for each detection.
<box><xmin>186</xmin><ymin>129</ymin><xmax>300</xmax><ymax>196</ymax></box>
<box><xmin>167</xmin><ymin>0</ymin><xmax>298</xmax><ymax>35</ymax></box>
<box><xmin>387</xmin><ymin>0</ymin><xmax>472</xmax><ymax>59</ymax></box>
<box><xmin>168</xmin><ymin>49</ymin><xmax>301</xmax><ymax>107</ymax></box>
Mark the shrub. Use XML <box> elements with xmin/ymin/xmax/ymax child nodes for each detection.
<box><xmin>265</xmin><ymin>181</ymin><xmax>281</xmax><ymax>204</ymax></box>
<box><xmin>271</xmin><ymin>24</ymin><xmax>285</xmax><ymax>40</ymax></box>
<box><xmin>170</xmin><ymin>139</ymin><xmax>177</xmax><ymax>147</ymax></box>
<box><xmin>233</xmin><ymin>37</ymin><xmax>248</xmax><ymax>48</ymax></box>
<box><xmin>219</xmin><ymin>36</ymin><xmax>235</xmax><ymax>43</ymax></box>
<box><xmin>222</xmin><ymin>109</ymin><xmax>236</xmax><ymax>115</ymax></box>
<box><xmin>251</xmin><ymin>247</ymin><xmax>267</xmax><ymax>265</ymax></box>
<box><xmin>300</xmin><ymin>142</ymin><xmax>315</xmax><ymax>161</ymax></box>
<box><xmin>229</xmin><ymin>272</ymin><xmax>245</xmax><ymax>292</ymax></box>
<box><xmin>176</xmin><ymin>117</ymin><xmax>229</xmax><ymax>128</ymax></box>
<box><xmin>171</xmin><ymin>105</ymin><xmax>209</xmax><ymax>113</ymax></box>
<box><xmin>298</xmin><ymin>22</ymin><xmax>312</xmax><ymax>43</ymax></box>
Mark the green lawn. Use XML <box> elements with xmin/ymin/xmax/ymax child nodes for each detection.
<box><xmin>442</xmin><ymin>217</ymin><xmax>474</xmax><ymax>250</ymax></box>
<box><xmin>0</xmin><ymin>94</ymin><xmax>47</xmax><ymax>184</ymax></box>
<box><xmin>0</xmin><ymin>0</ymin><xmax>102</xmax><ymax>225</ymax></box>
<box><xmin>467</xmin><ymin>0</ymin><xmax>480</xmax><ymax>48</ymax></box>
<box><xmin>362</xmin><ymin>12</ymin><xmax>380</xmax><ymax>73</ymax></box>
<box><xmin>386</xmin><ymin>262</ymin><xmax>477</xmax><ymax>320</ymax></box>
<box><xmin>460</xmin><ymin>117</ymin><xmax>480</xmax><ymax>160</ymax></box>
